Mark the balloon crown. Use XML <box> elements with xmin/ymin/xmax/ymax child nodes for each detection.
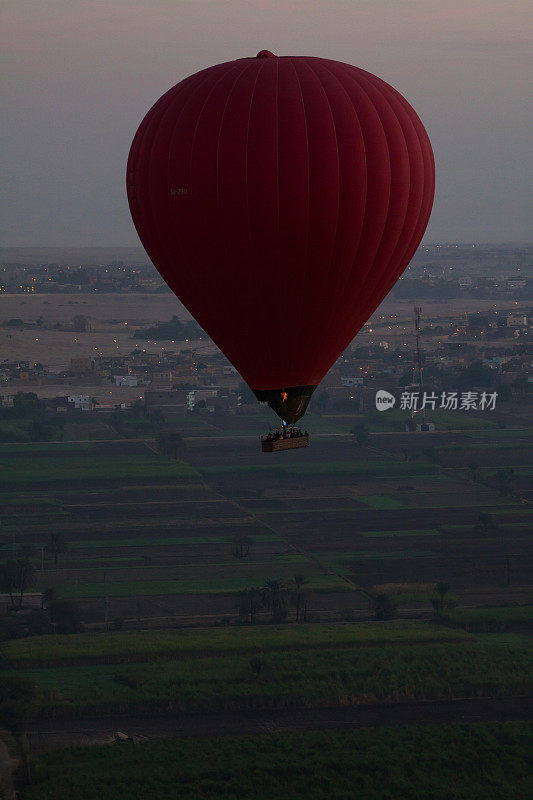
<box><xmin>256</xmin><ymin>50</ymin><xmax>277</xmax><ymax>58</ymax></box>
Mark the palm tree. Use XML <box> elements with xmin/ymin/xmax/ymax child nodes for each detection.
<box><xmin>238</xmin><ymin>587</ymin><xmax>261</xmax><ymax>624</ymax></box>
<box><xmin>435</xmin><ymin>582</ymin><xmax>450</xmax><ymax>600</ymax></box>
<box><xmin>0</xmin><ymin>561</ymin><xmax>18</xmax><ymax>608</ymax></box>
<box><xmin>467</xmin><ymin>461</ymin><xmax>480</xmax><ymax>483</ymax></box>
<box><xmin>290</xmin><ymin>573</ymin><xmax>309</xmax><ymax>622</ymax></box>
<box><xmin>41</xmin><ymin>586</ymin><xmax>57</xmax><ymax>610</ymax></box>
<box><xmin>45</xmin><ymin>532</ymin><xmax>69</xmax><ymax>567</ymax></box>
<box><xmin>432</xmin><ymin>582</ymin><xmax>451</xmax><ymax>616</ymax></box>
<box><xmin>0</xmin><ymin>558</ymin><xmax>36</xmax><ymax>609</ymax></box>
<box><xmin>231</xmin><ymin>535</ymin><xmax>252</xmax><ymax>559</ymax></box>
<box><xmin>261</xmin><ymin>579</ymin><xmax>288</xmax><ymax>623</ymax></box>
<box><xmin>372</xmin><ymin>593</ymin><xmax>397</xmax><ymax>621</ymax></box>
<box><xmin>16</xmin><ymin>558</ymin><xmax>37</xmax><ymax>609</ymax></box>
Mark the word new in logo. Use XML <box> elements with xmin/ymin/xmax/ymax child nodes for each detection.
<box><xmin>375</xmin><ymin>390</ymin><xmax>396</xmax><ymax>411</ymax></box>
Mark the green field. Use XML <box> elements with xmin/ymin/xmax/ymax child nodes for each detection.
<box><xmin>1</xmin><ymin>427</ymin><xmax>531</xmax><ymax>619</ymax></box>
<box><xmin>3</xmin><ymin>622</ymin><xmax>471</xmax><ymax>666</ymax></box>
<box><xmin>0</xmin><ymin>453</ymin><xmax>198</xmax><ymax>486</ymax></box>
<box><xmin>443</xmin><ymin>605</ymin><xmax>533</xmax><ymax>631</ymax></box>
<box><xmin>359</xmin><ymin>494</ymin><xmax>405</xmax><ymax>509</ymax></box>
<box><xmin>47</xmin><ymin>572</ymin><xmax>347</xmax><ymax>598</ymax></box>
<box><xmin>364</xmin><ymin>408</ymin><xmax>498</xmax><ymax>432</ymax></box>
<box><xmin>6</xmin><ymin>632</ymin><xmax>531</xmax><ymax>717</ymax></box>
<box><xmin>358</xmin><ymin>528</ymin><xmax>440</xmax><ymax>538</ymax></box>
<box><xmin>445</xmin><ymin>521</ymin><xmax>531</xmax><ymax>534</ymax></box>
<box><xmin>58</xmin><ymin>533</ymin><xmax>283</xmax><ymax>550</ymax></box>
<box><xmin>200</xmin><ymin>461</ymin><xmax>438</xmax><ymax>477</ymax></box>
<box><xmin>26</xmin><ymin>722</ymin><xmax>533</xmax><ymax>800</ymax></box>
<box><xmin>323</xmin><ymin>551</ymin><xmax>433</xmax><ymax>569</ymax></box>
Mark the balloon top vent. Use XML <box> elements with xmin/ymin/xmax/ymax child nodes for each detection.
<box><xmin>256</xmin><ymin>50</ymin><xmax>277</xmax><ymax>58</ymax></box>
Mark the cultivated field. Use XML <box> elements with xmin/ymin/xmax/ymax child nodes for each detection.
<box><xmin>3</xmin><ymin>622</ymin><xmax>531</xmax><ymax>718</ymax></box>
<box><xmin>26</xmin><ymin>721</ymin><xmax>533</xmax><ymax>800</ymax></box>
<box><xmin>1</xmin><ymin>424</ymin><xmax>531</xmax><ymax>621</ymax></box>
<box><xmin>1</xmin><ymin>382</ymin><xmax>531</xmax><ymax>800</ymax></box>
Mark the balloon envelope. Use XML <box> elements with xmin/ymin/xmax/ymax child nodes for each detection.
<box><xmin>127</xmin><ymin>52</ymin><xmax>434</xmax><ymax>423</ymax></box>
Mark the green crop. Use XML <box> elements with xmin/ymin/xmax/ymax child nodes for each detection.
<box><xmin>27</xmin><ymin>722</ymin><xmax>532</xmax><ymax>800</ymax></box>
<box><xmin>9</xmin><ymin>638</ymin><xmax>531</xmax><ymax>718</ymax></box>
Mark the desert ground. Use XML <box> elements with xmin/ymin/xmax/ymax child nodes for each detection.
<box><xmin>1</xmin><ymin>292</ymin><xmax>529</xmax><ymax>372</ymax></box>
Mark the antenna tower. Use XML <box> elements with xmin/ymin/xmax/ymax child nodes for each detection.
<box><xmin>414</xmin><ymin>306</ymin><xmax>424</xmax><ymax>419</ymax></box>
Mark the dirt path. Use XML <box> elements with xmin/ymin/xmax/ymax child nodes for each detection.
<box><xmin>28</xmin><ymin>697</ymin><xmax>532</xmax><ymax>752</ymax></box>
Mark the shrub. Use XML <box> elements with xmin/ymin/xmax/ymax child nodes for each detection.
<box><xmin>372</xmin><ymin>594</ymin><xmax>397</xmax><ymax>621</ymax></box>
<box><xmin>49</xmin><ymin>600</ymin><xmax>82</xmax><ymax>634</ymax></box>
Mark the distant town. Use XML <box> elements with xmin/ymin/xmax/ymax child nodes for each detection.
<box><xmin>0</xmin><ymin>243</ymin><xmax>531</xmax><ymax>440</ymax></box>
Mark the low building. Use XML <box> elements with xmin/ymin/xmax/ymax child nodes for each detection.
<box><xmin>507</xmin><ymin>314</ymin><xmax>529</xmax><ymax>328</ymax></box>
<box><xmin>405</xmin><ymin>419</ymin><xmax>436</xmax><ymax>433</ymax></box>
<box><xmin>114</xmin><ymin>374</ymin><xmax>138</xmax><ymax>387</ymax></box>
<box><xmin>506</xmin><ymin>278</ymin><xmax>527</xmax><ymax>290</ymax></box>
<box><xmin>187</xmin><ymin>388</ymin><xmax>219</xmax><ymax>410</ymax></box>
<box><xmin>68</xmin><ymin>394</ymin><xmax>92</xmax><ymax>411</ymax></box>
<box><xmin>416</xmin><ymin>422</ymin><xmax>436</xmax><ymax>432</ymax></box>
<box><xmin>150</xmin><ymin>369</ymin><xmax>173</xmax><ymax>390</ymax></box>
<box><xmin>341</xmin><ymin>376</ymin><xmax>364</xmax><ymax>387</ymax></box>
<box><xmin>483</xmin><ymin>356</ymin><xmax>511</xmax><ymax>369</ymax></box>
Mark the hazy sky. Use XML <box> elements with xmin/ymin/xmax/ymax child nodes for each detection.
<box><xmin>2</xmin><ymin>0</ymin><xmax>532</xmax><ymax>246</ymax></box>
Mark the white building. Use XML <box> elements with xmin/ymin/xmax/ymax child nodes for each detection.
<box><xmin>341</xmin><ymin>376</ymin><xmax>364</xmax><ymax>387</ymax></box>
<box><xmin>507</xmin><ymin>314</ymin><xmax>528</xmax><ymax>328</ymax></box>
<box><xmin>68</xmin><ymin>394</ymin><xmax>91</xmax><ymax>411</ymax></box>
<box><xmin>114</xmin><ymin>375</ymin><xmax>138</xmax><ymax>387</ymax></box>
<box><xmin>187</xmin><ymin>388</ymin><xmax>218</xmax><ymax>410</ymax></box>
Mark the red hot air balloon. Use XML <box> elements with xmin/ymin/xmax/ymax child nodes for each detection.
<box><xmin>127</xmin><ymin>51</ymin><xmax>434</xmax><ymax>424</ymax></box>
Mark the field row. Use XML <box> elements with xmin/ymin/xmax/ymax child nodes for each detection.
<box><xmin>1</xmin><ymin>432</ymin><xmax>530</xmax><ymax>613</ymax></box>
<box><xmin>0</xmin><ymin>454</ymin><xmax>199</xmax><ymax>487</ymax></box>
<box><xmin>39</xmin><ymin>572</ymin><xmax>348</xmax><ymax>599</ymax></box>
<box><xmin>27</xmin><ymin>722</ymin><xmax>533</xmax><ymax>800</ymax></box>
<box><xmin>9</xmin><ymin>637</ymin><xmax>532</xmax><ymax>717</ymax></box>
<box><xmin>3</xmin><ymin>622</ymin><xmax>470</xmax><ymax>666</ymax></box>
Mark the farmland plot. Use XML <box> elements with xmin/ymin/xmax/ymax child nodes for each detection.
<box><xmin>8</xmin><ymin>637</ymin><xmax>532</xmax><ymax>717</ymax></box>
<box><xmin>26</xmin><ymin>722</ymin><xmax>533</xmax><ymax>800</ymax></box>
<box><xmin>1</xmin><ymin>427</ymin><xmax>530</xmax><ymax>621</ymax></box>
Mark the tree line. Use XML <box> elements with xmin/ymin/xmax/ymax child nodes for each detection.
<box><xmin>133</xmin><ymin>315</ymin><xmax>204</xmax><ymax>341</ymax></box>
<box><xmin>237</xmin><ymin>575</ymin><xmax>310</xmax><ymax>624</ymax></box>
